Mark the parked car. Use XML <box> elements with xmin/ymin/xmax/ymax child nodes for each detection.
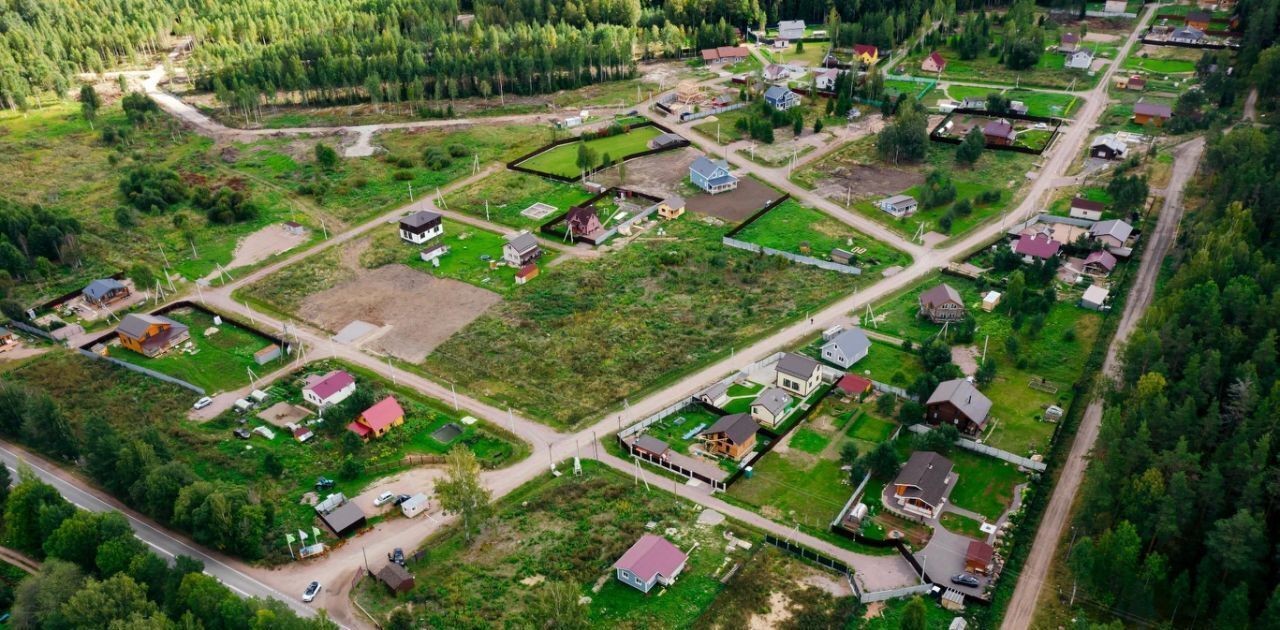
<box><xmin>951</xmin><ymin>573</ymin><xmax>980</xmax><ymax>588</ymax></box>
<box><xmin>315</xmin><ymin>477</ymin><xmax>336</xmax><ymax>490</ymax></box>
<box><xmin>392</xmin><ymin>494</ymin><xmax>412</xmax><ymax>506</ymax></box>
<box><xmin>302</xmin><ymin>581</ymin><xmax>322</xmax><ymax>602</ymax></box>
<box><xmin>232</xmin><ymin>428</ymin><xmax>251</xmax><ymax>440</ymax></box>
<box><xmin>193</xmin><ymin>397</ymin><xmax>213</xmax><ymax>410</ymax></box>
<box><xmin>374</xmin><ymin>492</ymin><xmax>395</xmax><ymax>507</ymax></box>
<box><xmin>389</xmin><ymin>548</ymin><xmax>405</xmax><ymax>566</ymax></box>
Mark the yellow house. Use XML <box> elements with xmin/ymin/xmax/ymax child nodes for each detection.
<box><xmin>854</xmin><ymin>44</ymin><xmax>879</xmax><ymax>65</ymax></box>
<box><xmin>347</xmin><ymin>396</ymin><xmax>405</xmax><ymax>440</ymax></box>
<box><xmin>657</xmin><ymin>196</ymin><xmax>685</xmax><ymax>220</ymax></box>
<box><xmin>116</xmin><ymin>313</ymin><xmax>190</xmax><ymax>357</ymax></box>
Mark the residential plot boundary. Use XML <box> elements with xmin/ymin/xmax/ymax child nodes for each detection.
<box><xmin>907</xmin><ymin>424</ymin><xmax>1047</xmax><ymax>471</ymax></box>
<box><xmin>507</xmin><ymin>120</ymin><xmax>689</xmax><ymax>182</ymax></box>
<box><xmin>722</xmin><ymin>195</ymin><xmax>864</xmax><ymax>276</ymax></box>
<box><xmin>930</xmin><ymin>108</ymin><xmax>1063</xmax><ymax>155</ymax></box>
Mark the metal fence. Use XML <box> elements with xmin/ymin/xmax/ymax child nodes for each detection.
<box><xmin>722</xmin><ymin>237</ymin><xmax>863</xmax><ymax>275</ymax></box>
<box><xmin>831</xmin><ymin>471</ymin><xmax>872</xmax><ymax>527</ymax></box>
<box><xmin>680</xmin><ymin>102</ymin><xmax>747</xmax><ymax>122</ymax></box>
<box><xmin>870</xmin><ymin>379</ymin><xmax>914</xmax><ymax>400</ymax></box>
<box><xmin>5</xmin><ymin>321</ymin><xmax>56</xmax><ymax>341</ymax></box>
<box><xmin>76</xmin><ymin>348</ymin><xmax>206</xmax><ymax>395</ymax></box>
<box><xmin>1085</xmin><ymin>9</ymin><xmax>1137</xmax><ymax>17</ymax></box>
<box><xmin>860</xmin><ymin>583</ymin><xmax>934</xmax><ymax>604</ymax></box>
<box><xmin>763</xmin><ymin>534</ymin><xmax>850</xmax><ymax>574</ymax></box>
<box><xmin>907</xmin><ymin>424</ymin><xmax>1047</xmax><ymax>471</ymax></box>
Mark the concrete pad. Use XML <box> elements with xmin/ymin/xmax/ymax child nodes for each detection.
<box><xmin>333</xmin><ymin>320</ymin><xmax>379</xmax><ymax>344</ymax></box>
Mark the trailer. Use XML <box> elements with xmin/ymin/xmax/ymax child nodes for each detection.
<box><xmin>400</xmin><ymin>493</ymin><xmax>430</xmax><ymax>518</ymax></box>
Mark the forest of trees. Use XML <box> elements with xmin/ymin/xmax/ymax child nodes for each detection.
<box><xmin>1067</xmin><ymin>124</ymin><xmax>1280</xmax><ymax>627</ymax></box>
<box><xmin>0</xmin><ymin>467</ymin><xmax>333</xmax><ymax>629</ymax></box>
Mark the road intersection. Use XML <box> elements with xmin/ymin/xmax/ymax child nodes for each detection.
<box><xmin>30</xmin><ymin>6</ymin><xmax>1183</xmax><ymax>627</ymax></box>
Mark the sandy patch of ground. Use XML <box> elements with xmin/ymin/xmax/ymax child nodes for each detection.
<box><xmin>299</xmin><ymin>265</ymin><xmax>500</xmax><ymax>363</ymax></box>
<box><xmin>218</xmin><ymin>224</ymin><xmax>310</xmax><ymax>277</ymax></box>
<box><xmin>862</xmin><ymin>601</ymin><xmax>886</xmax><ymax>619</ymax></box>
<box><xmin>1083</xmin><ymin>32</ymin><xmax>1121</xmax><ymax>43</ymax></box>
<box><xmin>0</xmin><ymin>344</ymin><xmax>49</xmax><ymax>362</ymax></box>
<box><xmin>591</xmin><ymin>146</ymin><xmax>700</xmax><ymax>198</ymax></box>
<box><xmin>749</xmin><ymin>591</ymin><xmax>794</xmax><ymax>630</ymax></box>
<box><xmin>952</xmin><ymin>345</ymin><xmax>980</xmax><ymax>377</ymax></box>
<box><xmin>810</xmin><ymin>164</ymin><xmax>925</xmax><ymax>206</ymax></box>
<box><xmin>257</xmin><ymin>402</ymin><xmax>313</xmax><ymax>428</ymax></box>
<box><xmin>801</xmin><ymin>568</ymin><xmax>854</xmax><ymax>597</ymax></box>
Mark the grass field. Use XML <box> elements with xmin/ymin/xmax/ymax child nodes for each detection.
<box><xmin>943</xmin><ymin>85</ymin><xmax>1081</xmax><ymax>118</ymax></box>
<box><xmin>637</xmin><ymin>406</ymin><xmax>724</xmax><ymax>456</ymax></box>
<box><xmin>896</xmin><ymin>45</ymin><xmax>1101</xmax><ymax>89</ymax></box>
<box><xmin>846</xmin><ymin>339</ymin><xmax>926</xmax><ymax>388</ymax></box>
<box><xmin>940</xmin><ymin>511</ymin><xmax>988</xmax><ymax>538</ymax></box>
<box><xmin>359</xmin><ymin>221</ymin><xmax>557</xmax><ymax>293</ymax></box>
<box><xmin>352</xmin><ymin>462</ymin><xmax>853</xmax><ymax>628</ymax></box>
<box><xmin>947</xmin><ymin>449</ymin><xmax>1025</xmax><ymax>521</ymax></box>
<box><xmin>443</xmin><ymin>170</ymin><xmax>595</xmax><ymax>230</ymax></box>
<box><xmin>2</xmin><ymin>353</ymin><xmax>523</xmax><ymax>564</ymax></box>
<box><xmin>420</xmin><ymin>219</ymin><xmax>851</xmax><ymax>428</ymax></box>
<box><xmin>517</xmin><ymin>126</ymin><xmax>663</xmax><ymax>178</ymax></box>
<box><xmin>1121</xmin><ymin>56</ymin><xmax>1197</xmax><ymax>74</ymax></box>
<box><xmin>110</xmin><ymin>306</ymin><xmax>280</xmax><ymax>394</ymax></box>
<box><xmin>732</xmin><ymin>199</ymin><xmax>912</xmax><ymax>274</ymax></box>
<box><xmin>790</xmin><ymin>427</ymin><xmax>831</xmax><ymax>454</ymax></box>
<box><xmin>847</xmin><ymin>412</ymin><xmax>897</xmax><ymax>443</ymax></box>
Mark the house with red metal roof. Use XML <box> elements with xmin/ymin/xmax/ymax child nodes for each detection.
<box><xmin>348</xmin><ymin>396</ymin><xmax>405</xmax><ymax>440</ymax></box>
<box><xmin>302</xmin><ymin>370</ymin><xmax>357</xmax><ymax>408</ymax></box>
<box><xmin>921</xmin><ymin>51</ymin><xmax>947</xmax><ymax>73</ymax></box>
<box><xmin>836</xmin><ymin>374</ymin><xmax>873</xmax><ymax>398</ymax></box>
<box><xmin>613</xmin><ymin>534</ymin><xmax>688</xmax><ymax>593</ymax></box>
<box><xmin>1014</xmin><ymin>232</ymin><xmax>1062</xmax><ymax>262</ymax></box>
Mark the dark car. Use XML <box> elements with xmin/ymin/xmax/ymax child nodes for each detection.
<box><xmin>951</xmin><ymin>573</ymin><xmax>980</xmax><ymax>588</ymax></box>
<box><xmin>315</xmin><ymin>477</ymin><xmax>336</xmax><ymax>490</ymax></box>
<box><xmin>232</xmin><ymin>428</ymin><xmax>251</xmax><ymax>440</ymax></box>
<box><xmin>392</xmin><ymin>494</ymin><xmax>412</xmax><ymax>506</ymax></box>
<box><xmin>389</xmin><ymin>548</ymin><xmax>405</xmax><ymax>566</ymax></box>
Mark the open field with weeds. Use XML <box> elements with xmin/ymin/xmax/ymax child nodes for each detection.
<box><xmin>517</xmin><ymin>126</ymin><xmax>663</xmax><ymax>178</ymax></box>
<box><xmin>421</xmin><ymin>219</ymin><xmax>851</xmax><ymax>428</ymax></box>
<box><xmin>733</xmin><ymin>199</ymin><xmax>912</xmax><ymax>274</ymax></box>
<box><xmin>353</xmin><ymin>461</ymin><xmax>857</xmax><ymax>629</ymax></box>
<box><xmin>443</xmin><ymin>170</ymin><xmax>596</xmax><ymax>230</ymax></box>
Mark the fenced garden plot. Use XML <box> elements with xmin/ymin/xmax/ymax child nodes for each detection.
<box><xmin>93</xmin><ymin>303</ymin><xmax>284</xmax><ymax>394</ymax></box>
<box><xmin>362</xmin><ymin>221</ymin><xmax>558</xmax><ymax>293</ymax></box>
<box><xmin>420</xmin><ymin>218</ymin><xmax>851</xmax><ymax>429</ymax></box>
<box><xmin>352</xmin><ymin>462</ymin><xmax>765</xmax><ymax>628</ymax></box>
<box><xmin>509</xmin><ymin>122</ymin><xmax>686</xmax><ymax>180</ymax></box>
<box><xmin>727</xmin><ymin>199</ymin><xmax>911</xmax><ymax>276</ymax></box>
<box><xmin>931</xmin><ymin>110</ymin><xmax>1062</xmax><ymax>155</ymax></box>
<box><xmin>941</xmin><ymin>85</ymin><xmax>1081</xmax><ymax>118</ymax></box>
<box><xmin>444</xmin><ymin>170</ymin><xmax>596</xmax><ymax>230</ymax></box>
<box><xmin>869</xmin><ymin>273</ymin><xmax>1103</xmax><ymax>454</ymax></box>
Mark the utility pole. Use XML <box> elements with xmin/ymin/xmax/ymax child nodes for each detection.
<box><xmin>408</xmin><ymin>183</ymin><xmax>414</xmax><ymax>202</ymax></box>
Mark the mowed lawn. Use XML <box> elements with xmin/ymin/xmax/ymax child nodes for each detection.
<box><xmin>444</xmin><ymin>170</ymin><xmax>596</xmax><ymax>230</ymax></box>
<box><xmin>947</xmin><ymin>449</ymin><xmax>1026</xmax><ymax>521</ymax></box>
<box><xmin>111</xmin><ymin>307</ymin><xmax>280</xmax><ymax>394</ymax></box>
<box><xmin>361</xmin><ymin>220</ymin><xmax>558</xmax><ymax>293</ymax></box>
<box><xmin>732</xmin><ymin>199</ymin><xmax>912</xmax><ymax>274</ymax></box>
<box><xmin>517</xmin><ymin>126</ymin><xmax>663</xmax><ymax>178</ymax></box>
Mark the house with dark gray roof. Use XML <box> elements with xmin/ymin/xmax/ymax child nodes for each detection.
<box><xmin>1090</xmin><ymin>219</ymin><xmax>1134</xmax><ymax>248</ymax></box>
<box><xmin>926</xmin><ymin>379</ymin><xmax>993</xmax><ymax>435</ymax></box>
<box><xmin>775</xmin><ymin>352</ymin><xmax>823</xmax><ymax>396</ymax></box>
<box><xmin>503</xmin><ymin>232</ymin><xmax>543</xmax><ymax>267</ymax></box>
<box><xmin>320</xmin><ymin>500</ymin><xmax>367</xmax><ymax>537</ymax></box>
<box><xmin>83</xmin><ymin>278</ymin><xmax>130</xmax><ymax>305</ymax></box>
<box><xmin>399</xmin><ymin>210</ymin><xmax>443</xmax><ymax>244</ymax></box>
<box><xmin>750</xmin><ymin>386</ymin><xmax>793</xmax><ymax>427</ymax></box>
<box><xmin>892</xmin><ymin>451</ymin><xmax>954</xmax><ymax>519</ymax></box>
<box><xmin>633</xmin><ymin>435</ymin><xmax>671</xmax><ymax>460</ymax></box>
<box><xmin>696</xmin><ymin>381</ymin><xmax>731</xmax><ymax>408</ymax></box>
<box><xmin>698</xmin><ymin>413</ymin><xmax>758</xmax><ymax>460</ymax></box>
<box><xmin>820</xmin><ymin>328</ymin><xmax>871</xmax><ymax>369</ymax></box>
<box><xmin>877</xmin><ymin>194</ymin><xmax>918</xmax><ymax>218</ymax></box>
<box><xmin>763</xmin><ymin>85</ymin><xmax>799</xmax><ymax>110</ymax></box>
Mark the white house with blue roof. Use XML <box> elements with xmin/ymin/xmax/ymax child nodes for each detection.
<box><xmin>689</xmin><ymin>156</ymin><xmax>738</xmax><ymax>195</ymax></box>
<box><xmin>763</xmin><ymin>85</ymin><xmax>800</xmax><ymax>111</ymax></box>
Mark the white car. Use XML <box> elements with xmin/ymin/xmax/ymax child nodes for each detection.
<box><xmin>302</xmin><ymin>581</ymin><xmax>322</xmax><ymax>603</ymax></box>
<box><xmin>192</xmin><ymin>397</ymin><xmax>213</xmax><ymax>410</ymax></box>
<box><xmin>374</xmin><ymin>491</ymin><xmax>395</xmax><ymax>507</ymax></box>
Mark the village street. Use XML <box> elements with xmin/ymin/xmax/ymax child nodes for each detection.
<box><xmin>23</xmin><ymin>5</ymin><xmax>1173</xmax><ymax>628</ymax></box>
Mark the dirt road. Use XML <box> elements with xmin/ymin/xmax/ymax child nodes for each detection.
<box><xmin>999</xmin><ymin>136</ymin><xmax>1205</xmax><ymax>630</ymax></box>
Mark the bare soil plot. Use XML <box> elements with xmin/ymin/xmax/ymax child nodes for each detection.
<box><xmin>686</xmin><ymin>177</ymin><xmax>781</xmax><ymax>223</ymax></box>
<box><xmin>213</xmin><ymin>223</ymin><xmax>310</xmax><ymax>277</ymax></box>
<box><xmin>299</xmin><ymin>265</ymin><xmax>501</xmax><ymax>363</ymax></box>
<box><xmin>257</xmin><ymin>402</ymin><xmax>312</xmax><ymax>427</ymax></box>
<box><xmin>590</xmin><ymin>146</ymin><xmax>700</xmax><ymax>198</ymax></box>
<box><xmin>809</xmin><ymin>164</ymin><xmax>925</xmax><ymax>205</ymax></box>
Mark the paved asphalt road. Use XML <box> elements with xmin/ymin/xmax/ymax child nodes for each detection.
<box><xmin>0</xmin><ymin>442</ymin><xmax>320</xmax><ymax>621</ymax></box>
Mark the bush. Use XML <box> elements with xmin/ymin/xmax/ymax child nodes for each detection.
<box><xmin>114</xmin><ymin>206</ymin><xmax>139</xmax><ymax>228</ymax></box>
<box><xmin>423</xmin><ymin>146</ymin><xmax>452</xmax><ymax>170</ymax></box>
<box><xmin>395</xmin><ymin>157</ymin><xmax>415</xmax><ymax>169</ymax></box>
<box><xmin>119</xmin><ymin>166</ymin><xmax>187</xmax><ymax>213</ymax></box>
<box><xmin>447</xmin><ymin>144</ymin><xmax>470</xmax><ymax>158</ymax></box>
<box><xmin>393</xmin><ymin>170</ymin><xmax>414</xmax><ymax>181</ymax></box>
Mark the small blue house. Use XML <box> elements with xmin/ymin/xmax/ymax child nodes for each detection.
<box><xmin>689</xmin><ymin>156</ymin><xmax>738</xmax><ymax>195</ymax></box>
<box><xmin>763</xmin><ymin>85</ymin><xmax>800</xmax><ymax>111</ymax></box>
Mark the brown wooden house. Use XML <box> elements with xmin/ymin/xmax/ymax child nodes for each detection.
<box><xmin>925</xmin><ymin>379</ymin><xmax>993</xmax><ymax>435</ymax></box>
<box><xmin>698</xmin><ymin>413</ymin><xmax>758</xmax><ymax>461</ymax></box>
<box><xmin>918</xmin><ymin>284</ymin><xmax>966</xmax><ymax>323</ymax></box>
<box><xmin>116</xmin><ymin>313</ymin><xmax>190</xmax><ymax>357</ymax></box>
